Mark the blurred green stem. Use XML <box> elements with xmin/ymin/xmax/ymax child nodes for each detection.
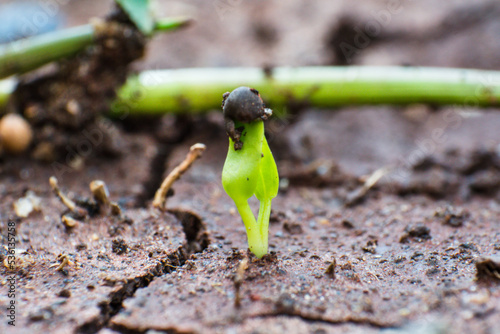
<box><xmin>0</xmin><ymin>78</ymin><xmax>15</xmax><ymax>110</ymax></box>
<box><xmin>256</xmin><ymin>198</ymin><xmax>272</xmax><ymax>257</ymax></box>
<box><xmin>112</xmin><ymin>66</ymin><xmax>500</xmax><ymax>116</ymax></box>
<box><xmin>155</xmin><ymin>17</ymin><xmax>193</xmax><ymax>32</ymax></box>
<box><xmin>0</xmin><ymin>17</ymin><xmax>191</xmax><ymax>80</ymax></box>
<box><xmin>0</xmin><ymin>25</ymin><xmax>94</xmax><ymax>79</ymax></box>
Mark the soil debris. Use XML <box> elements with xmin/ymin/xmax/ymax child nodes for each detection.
<box><xmin>61</xmin><ymin>214</ymin><xmax>80</xmax><ymax>228</ymax></box>
<box><xmin>362</xmin><ymin>240</ymin><xmax>378</xmax><ymax>254</ymax></box>
<box><xmin>279</xmin><ymin>159</ymin><xmax>358</xmax><ymax>188</ymax></box>
<box><xmin>110</xmin><ymin>202</ymin><xmax>122</xmax><ymax>216</ymax></box>
<box><xmin>341</xmin><ymin>219</ymin><xmax>355</xmax><ymax>229</ymax></box>
<box><xmin>435</xmin><ymin>206</ymin><xmax>469</xmax><ymax>227</ymax></box>
<box><xmin>459</xmin><ymin>147</ymin><xmax>500</xmax><ymax>175</ymax></box>
<box><xmin>13</xmin><ymin>190</ymin><xmax>41</xmax><ymax>218</ymax></box>
<box><xmin>324</xmin><ymin>257</ymin><xmax>336</xmax><ymax>279</ymax></box>
<box><xmin>345</xmin><ymin>167</ymin><xmax>388</xmax><ymax>207</ymax></box>
<box><xmin>400</xmin><ymin>224</ymin><xmax>431</xmax><ymax>243</ymax></box>
<box><xmin>111</xmin><ymin>238</ymin><xmax>128</xmax><ymax>255</ymax></box>
<box><xmin>283</xmin><ymin>221</ymin><xmax>303</xmax><ymax>235</ymax></box>
<box><xmin>274</xmin><ymin>293</ymin><xmax>297</xmax><ymax>315</ymax></box>
<box><xmin>58</xmin><ymin>289</ymin><xmax>71</xmax><ymax>298</ymax></box>
<box><xmin>468</xmin><ymin>169</ymin><xmax>500</xmax><ymax>194</ymax></box>
<box><xmin>269</xmin><ymin>210</ymin><xmax>287</xmax><ymax>224</ymax></box>
<box><xmin>233</xmin><ymin>257</ymin><xmax>249</xmax><ymax>308</ymax></box>
<box><xmin>475</xmin><ymin>257</ymin><xmax>500</xmax><ymax>282</ymax></box>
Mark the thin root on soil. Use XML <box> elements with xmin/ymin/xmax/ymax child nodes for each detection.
<box><xmin>152</xmin><ymin>143</ymin><xmax>206</xmax><ymax>210</ymax></box>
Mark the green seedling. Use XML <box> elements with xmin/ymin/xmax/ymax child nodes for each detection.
<box><xmin>221</xmin><ymin>87</ymin><xmax>279</xmax><ymax>258</ymax></box>
<box><xmin>0</xmin><ymin>0</ymin><xmax>191</xmax><ymax>80</ymax></box>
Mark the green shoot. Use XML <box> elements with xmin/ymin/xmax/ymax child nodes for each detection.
<box><xmin>222</xmin><ymin>119</ymin><xmax>279</xmax><ymax>258</ymax></box>
<box><xmin>115</xmin><ymin>0</ymin><xmax>155</xmax><ymax>35</ymax></box>
<box><xmin>0</xmin><ymin>25</ymin><xmax>94</xmax><ymax>79</ymax></box>
<box><xmin>0</xmin><ymin>0</ymin><xmax>190</xmax><ymax>79</ymax></box>
<box><xmin>154</xmin><ymin>17</ymin><xmax>193</xmax><ymax>32</ymax></box>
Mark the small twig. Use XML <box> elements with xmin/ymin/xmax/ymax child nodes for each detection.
<box><xmin>49</xmin><ymin>254</ymin><xmax>75</xmax><ymax>272</ymax></box>
<box><xmin>211</xmin><ymin>283</ymin><xmax>226</xmax><ymax>295</ymax></box>
<box><xmin>366</xmin><ymin>271</ymin><xmax>380</xmax><ymax>282</ymax></box>
<box><xmin>49</xmin><ymin>176</ymin><xmax>76</xmax><ymax>211</ymax></box>
<box><xmin>324</xmin><ymin>257</ymin><xmax>336</xmax><ymax>279</ymax></box>
<box><xmin>49</xmin><ymin>176</ymin><xmax>86</xmax><ymax>217</ymax></box>
<box><xmin>163</xmin><ymin>263</ymin><xmax>181</xmax><ymax>269</ymax></box>
<box><xmin>61</xmin><ymin>215</ymin><xmax>80</xmax><ymax>228</ymax></box>
<box><xmin>152</xmin><ymin>143</ymin><xmax>206</xmax><ymax>210</ymax></box>
<box><xmin>56</xmin><ymin>254</ymin><xmax>69</xmax><ymax>272</ymax></box>
<box><xmin>234</xmin><ymin>257</ymin><xmax>249</xmax><ymax>308</ymax></box>
<box><xmin>110</xmin><ymin>202</ymin><xmax>122</xmax><ymax>216</ymax></box>
<box><xmin>90</xmin><ymin>179</ymin><xmax>122</xmax><ymax>216</ymax></box>
<box><xmin>344</xmin><ymin>167</ymin><xmax>389</xmax><ymax>207</ymax></box>
<box><xmin>89</xmin><ymin>180</ymin><xmax>110</xmax><ymax>204</ymax></box>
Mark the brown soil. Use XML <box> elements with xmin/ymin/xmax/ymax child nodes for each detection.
<box><xmin>1</xmin><ymin>0</ymin><xmax>500</xmax><ymax>333</ymax></box>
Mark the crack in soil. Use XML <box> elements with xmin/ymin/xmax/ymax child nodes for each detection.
<box><xmin>106</xmin><ymin>311</ymin><xmax>397</xmax><ymax>334</ymax></box>
<box><xmin>253</xmin><ymin>312</ymin><xmax>396</xmax><ymax>330</ymax></box>
<box><xmin>135</xmin><ymin>143</ymin><xmax>175</xmax><ymax>207</ymax></box>
<box><xmin>109</xmin><ymin>324</ymin><xmax>190</xmax><ymax>334</ymax></box>
<box><xmin>75</xmin><ymin>210</ymin><xmax>210</xmax><ymax>334</ymax></box>
<box><xmin>133</xmin><ymin>116</ymin><xmax>194</xmax><ymax>207</ymax></box>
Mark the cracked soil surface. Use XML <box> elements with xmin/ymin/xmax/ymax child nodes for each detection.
<box><xmin>1</xmin><ymin>0</ymin><xmax>500</xmax><ymax>333</ymax></box>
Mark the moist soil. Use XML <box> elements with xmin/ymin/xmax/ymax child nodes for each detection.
<box><xmin>1</xmin><ymin>0</ymin><xmax>500</xmax><ymax>333</ymax></box>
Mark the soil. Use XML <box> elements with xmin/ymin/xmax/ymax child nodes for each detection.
<box><xmin>1</xmin><ymin>0</ymin><xmax>500</xmax><ymax>334</ymax></box>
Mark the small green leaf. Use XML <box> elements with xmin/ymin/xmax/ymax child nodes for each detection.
<box><xmin>154</xmin><ymin>17</ymin><xmax>192</xmax><ymax>32</ymax></box>
<box><xmin>254</xmin><ymin>136</ymin><xmax>279</xmax><ymax>202</ymax></box>
<box><xmin>115</xmin><ymin>0</ymin><xmax>155</xmax><ymax>35</ymax></box>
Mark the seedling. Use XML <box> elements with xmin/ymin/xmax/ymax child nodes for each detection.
<box><xmin>221</xmin><ymin>87</ymin><xmax>279</xmax><ymax>258</ymax></box>
<box><xmin>0</xmin><ymin>0</ymin><xmax>191</xmax><ymax>79</ymax></box>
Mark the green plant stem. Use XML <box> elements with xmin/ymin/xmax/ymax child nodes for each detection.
<box><xmin>235</xmin><ymin>199</ymin><xmax>267</xmax><ymax>258</ymax></box>
<box><xmin>155</xmin><ymin>17</ymin><xmax>193</xmax><ymax>32</ymax></box>
<box><xmin>256</xmin><ymin>198</ymin><xmax>272</xmax><ymax>258</ymax></box>
<box><xmin>0</xmin><ymin>25</ymin><xmax>94</xmax><ymax>79</ymax></box>
<box><xmin>0</xmin><ymin>17</ymin><xmax>192</xmax><ymax>80</ymax></box>
<box><xmin>111</xmin><ymin>66</ymin><xmax>500</xmax><ymax>116</ymax></box>
<box><xmin>0</xmin><ymin>78</ymin><xmax>15</xmax><ymax>110</ymax></box>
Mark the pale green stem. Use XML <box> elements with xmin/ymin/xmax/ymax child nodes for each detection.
<box><xmin>234</xmin><ymin>199</ymin><xmax>267</xmax><ymax>258</ymax></box>
<box><xmin>0</xmin><ymin>78</ymin><xmax>15</xmax><ymax>110</ymax></box>
<box><xmin>256</xmin><ymin>198</ymin><xmax>272</xmax><ymax>258</ymax></box>
<box><xmin>154</xmin><ymin>17</ymin><xmax>193</xmax><ymax>32</ymax></box>
<box><xmin>110</xmin><ymin>66</ymin><xmax>500</xmax><ymax>116</ymax></box>
<box><xmin>0</xmin><ymin>25</ymin><xmax>94</xmax><ymax>79</ymax></box>
<box><xmin>0</xmin><ymin>17</ymin><xmax>191</xmax><ymax>80</ymax></box>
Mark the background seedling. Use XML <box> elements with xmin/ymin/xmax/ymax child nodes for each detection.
<box><xmin>0</xmin><ymin>0</ymin><xmax>191</xmax><ymax>79</ymax></box>
<box><xmin>222</xmin><ymin>87</ymin><xmax>279</xmax><ymax>258</ymax></box>
<box><xmin>104</xmin><ymin>66</ymin><xmax>500</xmax><ymax>116</ymax></box>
